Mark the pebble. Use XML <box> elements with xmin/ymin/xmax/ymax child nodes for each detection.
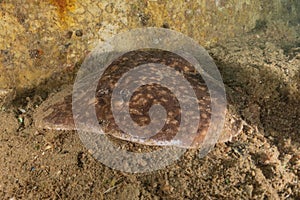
<box><xmin>75</xmin><ymin>29</ymin><xmax>83</xmax><ymax>37</ymax></box>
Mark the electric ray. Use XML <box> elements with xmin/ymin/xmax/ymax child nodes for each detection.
<box><xmin>34</xmin><ymin>49</ymin><xmax>243</xmax><ymax>148</ymax></box>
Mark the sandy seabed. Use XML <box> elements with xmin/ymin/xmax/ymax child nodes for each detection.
<box><xmin>0</xmin><ymin>22</ymin><xmax>299</xmax><ymax>199</ymax></box>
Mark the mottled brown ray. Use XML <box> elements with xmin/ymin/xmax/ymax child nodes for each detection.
<box><xmin>34</xmin><ymin>49</ymin><xmax>243</xmax><ymax>148</ymax></box>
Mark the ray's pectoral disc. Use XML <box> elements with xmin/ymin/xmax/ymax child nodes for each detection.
<box><xmin>34</xmin><ymin>49</ymin><xmax>214</xmax><ymax>148</ymax></box>
<box><xmin>92</xmin><ymin>49</ymin><xmax>212</xmax><ymax>147</ymax></box>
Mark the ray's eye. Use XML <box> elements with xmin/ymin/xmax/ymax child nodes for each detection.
<box><xmin>120</xmin><ymin>88</ymin><xmax>130</xmax><ymax>102</ymax></box>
